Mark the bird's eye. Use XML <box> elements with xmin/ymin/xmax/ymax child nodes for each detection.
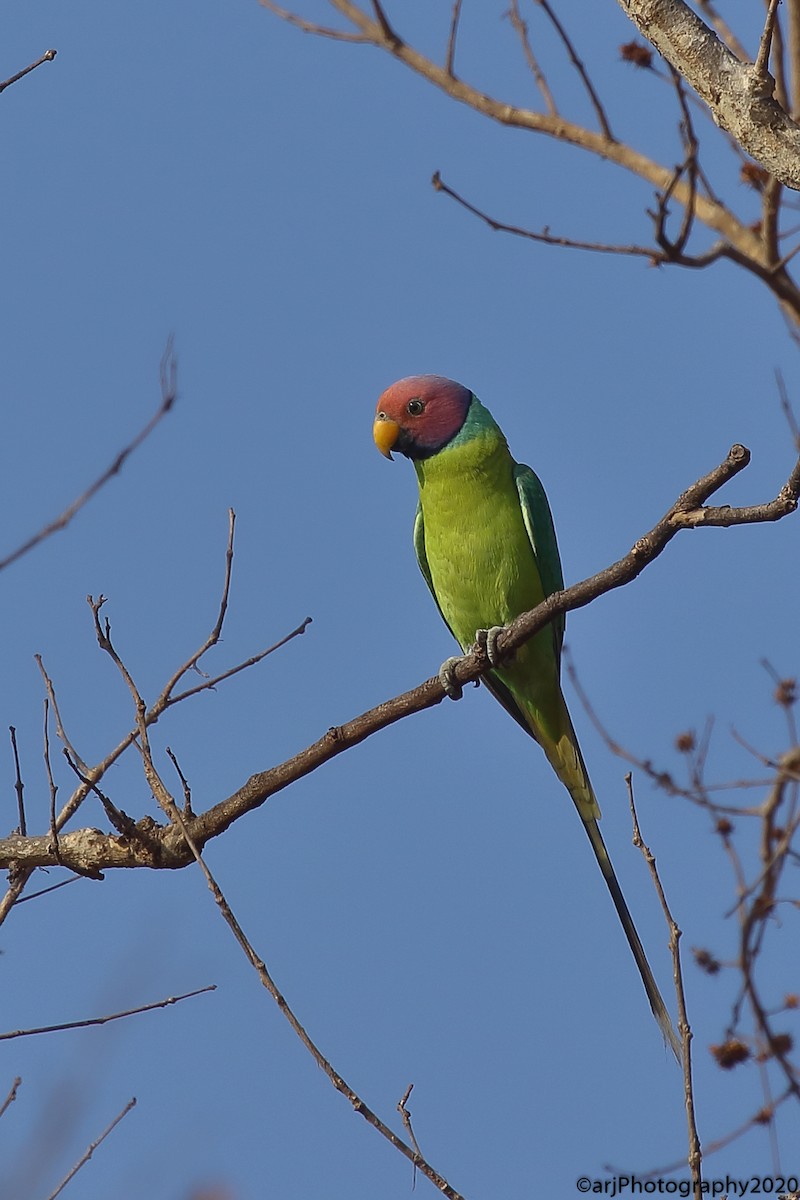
<box><xmin>407</xmin><ymin>398</ymin><xmax>425</xmax><ymax>416</ymax></box>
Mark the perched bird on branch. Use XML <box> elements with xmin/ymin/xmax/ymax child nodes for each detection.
<box><xmin>374</xmin><ymin>374</ymin><xmax>680</xmax><ymax>1061</ymax></box>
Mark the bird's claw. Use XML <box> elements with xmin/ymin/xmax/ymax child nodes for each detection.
<box><xmin>475</xmin><ymin>625</ymin><xmax>506</xmax><ymax>667</ymax></box>
<box><xmin>438</xmin><ymin>656</ymin><xmax>464</xmax><ymax>701</ymax></box>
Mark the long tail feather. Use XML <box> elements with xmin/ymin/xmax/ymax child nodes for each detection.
<box><xmin>536</xmin><ymin>696</ymin><xmax>681</xmax><ymax>1060</ymax></box>
<box><xmin>583</xmin><ymin>816</ymin><xmax>681</xmax><ymax>1062</ymax></box>
<box><xmin>489</xmin><ymin>673</ymin><xmax>681</xmax><ymax>1059</ymax></box>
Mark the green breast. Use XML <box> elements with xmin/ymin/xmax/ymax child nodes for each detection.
<box><xmin>415</xmin><ymin>427</ymin><xmax>547</xmax><ymax>652</ymax></box>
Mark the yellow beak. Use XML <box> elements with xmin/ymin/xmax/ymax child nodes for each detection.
<box><xmin>373</xmin><ymin>416</ymin><xmax>400</xmax><ymax>459</ymax></box>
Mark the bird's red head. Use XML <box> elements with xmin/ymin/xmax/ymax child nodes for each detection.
<box><xmin>373</xmin><ymin>375</ymin><xmax>473</xmax><ymax>460</ymax></box>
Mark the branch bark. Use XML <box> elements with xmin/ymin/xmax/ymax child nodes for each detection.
<box><xmin>618</xmin><ymin>0</ymin><xmax>800</xmax><ymax>190</ymax></box>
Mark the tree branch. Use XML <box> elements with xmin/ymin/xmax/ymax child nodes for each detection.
<box><xmin>1</xmin><ymin>441</ymin><xmax>796</xmax><ymax>877</ymax></box>
<box><xmin>617</xmin><ymin>0</ymin><xmax>800</xmax><ymax>190</ymax></box>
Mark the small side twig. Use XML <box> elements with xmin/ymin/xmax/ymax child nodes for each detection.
<box><xmin>445</xmin><ymin>0</ymin><xmax>463</xmax><ymax>77</ymax></box>
<box><xmin>370</xmin><ymin>0</ymin><xmax>400</xmax><ymax>47</ymax></box>
<box><xmin>432</xmin><ymin>171</ymin><xmax>667</xmax><ymax>259</ymax></box>
<box><xmin>754</xmin><ymin>0</ymin><xmax>782</xmax><ymax>86</ymax></box>
<box><xmin>166</xmin><ymin>747</ymin><xmax>194</xmax><ymax>817</ymax></box>
<box><xmin>16</xmin><ymin>875</ymin><xmax>82</xmax><ymax>904</ymax></box>
<box><xmin>35</xmin><ymin>655</ymin><xmax>88</xmax><ymax>774</ymax></box>
<box><xmin>0</xmin><ymin>49</ymin><xmax>56</xmax><ymax>95</ymax></box>
<box><xmin>398</xmin><ymin>1081</ymin><xmax>424</xmax><ymax>1186</ymax></box>
<box><xmin>776</xmin><ymin>368</ymin><xmax>800</xmax><ymax>449</ymax></box>
<box><xmin>0</xmin><ymin>1077</ymin><xmax>21</xmax><ymax>1119</ymax></box>
<box><xmin>537</xmin><ymin>0</ymin><xmax>613</xmax><ymax>139</ymax></box>
<box><xmin>9</xmin><ymin>727</ymin><xmax>26</xmax><ymax>836</ymax></box>
<box><xmin>63</xmin><ymin>750</ymin><xmax>135</xmax><ymax>835</ymax></box>
<box><xmin>43</xmin><ymin>699</ymin><xmax>60</xmax><ymax>865</ymax></box>
<box><xmin>507</xmin><ymin>0</ymin><xmax>557</xmax><ymax>114</ymax></box>
<box><xmin>0</xmin><ymin>985</ymin><xmax>215</xmax><ymax>1042</ymax></box>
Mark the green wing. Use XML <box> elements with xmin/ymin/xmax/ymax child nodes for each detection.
<box><xmin>419</xmin><ymin>487</ymin><xmax>556</xmax><ymax>739</ymax></box>
<box><xmin>514</xmin><ymin>463</ymin><xmax>565</xmax><ymax>663</ymax></box>
<box><xmin>413</xmin><ymin>503</ymin><xmax>454</xmax><ymax>636</ymax></box>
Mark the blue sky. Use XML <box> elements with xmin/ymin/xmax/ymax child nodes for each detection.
<box><xmin>2</xmin><ymin>3</ymin><xmax>799</xmax><ymax>1198</ymax></box>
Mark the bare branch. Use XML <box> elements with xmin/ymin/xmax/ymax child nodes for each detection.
<box><xmin>259</xmin><ymin>1</ymin><xmax>800</xmax><ymax>324</ymax></box>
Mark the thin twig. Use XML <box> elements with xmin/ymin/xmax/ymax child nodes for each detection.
<box><xmin>397</xmin><ymin>1081</ymin><xmax>424</xmax><ymax>1169</ymax></box>
<box><xmin>432</xmin><ymin>171</ymin><xmax>673</xmax><ymax>259</ymax></box>
<box><xmin>35</xmin><ymin>655</ymin><xmax>88</xmax><ymax>773</ymax></box>
<box><xmin>0</xmin><ymin>49</ymin><xmax>56</xmax><ymax>94</ymax></box>
<box><xmin>9</xmin><ymin>726</ymin><xmax>26</xmax><ymax>836</ymax></box>
<box><xmin>787</xmin><ymin>0</ymin><xmax>800</xmax><ymax>118</ymax></box>
<box><xmin>0</xmin><ymin>1077</ymin><xmax>21</xmax><ymax>1119</ymax></box>
<box><xmin>370</xmin><ymin>0</ymin><xmax>399</xmax><ymax>46</ymax></box>
<box><xmin>44</xmin><ymin>1098</ymin><xmax>137</xmax><ymax>1200</ymax></box>
<box><xmin>507</xmin><ymin>0</ymin><xmax>557</xmax><ymax>114</ymax></box>
<box><xmin>257</xmin><ymin>0</ymin><xmax>368</xmax><ymax>41</ymax></box>
<box><xmin>445</xmin><ymin>0</ymin><xmax>463</xmax><ymax>77</ymax></box>
<box><xmin>43</xmin><ymin>699</ymin><xmax>60</xmax><ymax>865</ymax></box>
<box><xmin>694</xmin><ymin>1</ymin><xmax>750</xmax><ymax>62</ymax></box>
<box><xmin>626</xmin><ymin>776</ymin><xmax>703</xmax><ymax>1195</ymax></box>
<box><xmin>0</xmin><ymin>340</ymin><xmax>176</xmax><ymax>573</ymax></box>
<box><xmin>16</xmin><ymin>875</ymin><xmax>82</xmax><ymax>904</ymax></box>
<box><xmin>776</xmin><ymin>369</ymin><xmax>800</xmax><ymax>449</ymax></box>
<box><xmin>537</xmin><ymin>0</ymin><xmax>614</xmax><ymax>139</ymax></box>
<box><xmin>565</xmin><ymin>650</ymin><xmax>772</xmax><ymax>813</ymax></box>
<box><xmin>0</xmin><ymin>985</ymin><xmax>215</xmax><ymax>1041</ymax></box>
<box><xmin>169</xmin><ymin>616</ymin><xmax>313</xmax><ymax>705</ymax></box>
<box><xmin>146</xmin><ymin>507</ymin><xmax>237</xmax><ymax>705</ymax></box>
<box><xmin>166</xmin><ymin>746</ymin><xmax>194</xmax><ymax>816</ymax></box>
<box><xmin>63</xmin><ymin>750</ymin><xmax>135</xmax><ymax>835</ymax></box>
<box><xmin>754</xmin><ymin>0</ymin><xmax>782</xmax><ymax>83</ymax></box>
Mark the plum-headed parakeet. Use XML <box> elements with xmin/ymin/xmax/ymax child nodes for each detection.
<box><xmin>373</xmin><ymin>374</ymin><xmax>680</xmax><ymax>1060</ymax></box>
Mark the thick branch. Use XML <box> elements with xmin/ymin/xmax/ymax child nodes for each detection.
<box><xmin>618</xmin><ymin>0</ymin><xmax>800</xmax><ymax>190</ymax></box>
<box><xmin>1</xmin><ymin>442</ymin><xmax>796</xmax><ymax>876</ymax></box>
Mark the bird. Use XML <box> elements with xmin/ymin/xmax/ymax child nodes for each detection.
<box><xmin>373</xmin><ymin>374</ymin><xmax>680</xmax><ymax>1061</ymax></box>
